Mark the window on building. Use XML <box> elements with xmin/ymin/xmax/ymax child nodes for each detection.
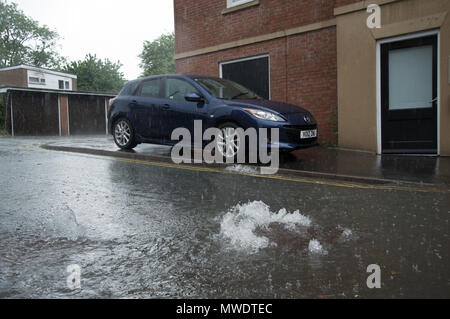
<box><xmin>59</xmin><ymin>80</ymin><xmax>64</xmax><ymax>89</ymax></box>
<box><xmin>29</xmin><ymin>77</ymin><xmax>46</xmax><ymax>85</ymax></box>
<box><xmin>226</xmin><ymin>0</ymin><xmax>253</xmax><ymax>8</ymax></box>
<box><xmin>65</xmin><ymin>81</ymin><xmax>70</xmax><ymax>90</ymax></box>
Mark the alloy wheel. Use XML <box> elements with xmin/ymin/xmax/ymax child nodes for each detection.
<box><xmin>217</xmin><ymin>127</ymin><xmax>241</xmax><ymax>159</ymax></box>
<box><xmin>114</xmin><ymin>120</ymin><xmax>132</xmax><ymax>147</ymax></box>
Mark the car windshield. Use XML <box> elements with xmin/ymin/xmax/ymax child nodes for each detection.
<box><xmin>194</xmin><ymin>77</ymin><xmax>261</xmax><ymax>100</ymax></box>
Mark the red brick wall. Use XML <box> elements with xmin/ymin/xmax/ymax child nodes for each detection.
<box><xmin>286</xmin><ymin>28</ymin><xmax>337</xmax><ymax>145</ymax></box>
<box><xmin>335</xmin><ymin>0</ymin><xmax>361</xmax><ymax>7</ymax></box>
<box><xmin>0</xmin><ymin>69</ymin><xmax>27</xmax><ymax>87</ymax></box>
<box><xmin>174</xmin><ymin>0</ymin><xmax>337</xmax><ymax>54</ymax></box>
<box><xmin>71</xmin><ymin>78</ymin><xmax>77</xmax><ymax>91</ymax></box>
<box><xmin>59</xmin><ymin>95</ymin><xmax>69</xmax><ymax>136</ymax></box>
<box><xmin>175</xmin><ymin>0</ymin><xmax>340</xmax><ymax>144</ymax></box>
<box><xmin>176</xmin><ymin>37</ymin><xmax>288</xmax><ymax>100</ymax></box>
<box><xmin>177</xmin><ymin>27</ymin><xmax>337</xmax><ymax>144</ymax></box>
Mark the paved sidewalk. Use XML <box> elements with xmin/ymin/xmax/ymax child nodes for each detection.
<box><xmin>37</xmin><ymin>135</ymin><xmax>450</xmax><ymax>186</ymax></box>
<box><xmin>286</xmin><ymin>146</ymin><xmax>450</xmax><ymax>186</ymax></box>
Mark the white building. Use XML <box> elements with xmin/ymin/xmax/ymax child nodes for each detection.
<box><xmin>0</xmin><ymin>65</ymin><xmax>77</xmax><ymax>91</ymax></box>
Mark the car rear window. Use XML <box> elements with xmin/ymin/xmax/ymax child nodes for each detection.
<box><xmin>119</xmin><ymin>80</ymin><xmax>139</xmax><ymax>96</ymax></box>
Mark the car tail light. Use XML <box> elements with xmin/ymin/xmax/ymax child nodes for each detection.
<box><xmin>108</xmin><ymin>97</ymin><xmax>116</xmax><ymax>112</ymax></box>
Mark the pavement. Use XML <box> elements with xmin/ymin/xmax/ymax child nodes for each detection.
<box><xmin>39</xmin><ymin>135</ymin><xmax>450</xmax><ymax>187</ymax></box>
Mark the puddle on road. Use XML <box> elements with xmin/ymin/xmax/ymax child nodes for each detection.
<box><xmin>3</xmin><ymin>202</ymin><xmax>86</xmax><ymax>242</ymax></box>
<box><xmin>218</xmin><ymin>201</ymin><xmax>355</xmax><ymax>254</ymax></box>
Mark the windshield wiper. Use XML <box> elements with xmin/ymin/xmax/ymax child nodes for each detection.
<box><xmin>231</xmin><ymin>92</ymin><xmax>249</xmax><ymax>100</ymax></box>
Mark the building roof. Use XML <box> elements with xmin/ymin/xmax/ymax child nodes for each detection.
<box><xmin>0</xmin><ymin>64</ymin><xmax>77</xmax><ymax>79</ymax></box>
<box><xmin>0</xmin><ymin>85</ymin><xmax>116</xmax><ymax>97</ymax></box>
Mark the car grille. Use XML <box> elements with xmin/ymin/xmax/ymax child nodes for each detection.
<box><xmin>283</xmin><ymin>125</ymin><xmax>318</xmax><ymax>144</ymax></box>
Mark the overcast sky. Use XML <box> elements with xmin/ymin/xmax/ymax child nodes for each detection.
<box><xmin>12</xmin><ymin>0</ymin><xmax>175</xmax><ymax>80</ymax></box>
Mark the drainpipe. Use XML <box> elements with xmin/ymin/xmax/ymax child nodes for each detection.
<box><xmin>10</xmin><ymin>91</ymin><xmax>14</xmax><ymax>137</ymax></box>
<box><xmin>104</xmin><ymin>97</ymin><xmax>108</xmax><ymax>135</ymax></box>
<box><xmin>57</xmin><ymin>94</ymin><xmax>61</xmax><ymax>136</ymax></box>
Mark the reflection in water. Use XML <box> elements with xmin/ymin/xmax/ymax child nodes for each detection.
<box><xmin>380</xmin><ymin>155</ymin><xmax>440</xmax><ymax>181</ymax></box>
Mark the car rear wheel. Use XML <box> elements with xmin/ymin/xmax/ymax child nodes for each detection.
<box><xmin>113</xmin><ymin>118</ymin><xmax>137</xmax><ymax>150</ymax></box>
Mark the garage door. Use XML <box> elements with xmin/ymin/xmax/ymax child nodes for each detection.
<box><xmin>68</xmin><ymin>95</ymin><xmax>107</xmax><ymax>135</ymax></box>
<box><xmin>221</xmin><ymin>55</ymin><xmax>270</xmax><ymax>99</ymax></box>
<box><xmin>9</xmin><ymin>91</ymin><xmax>59</xmax><ymax>136</ymax></box>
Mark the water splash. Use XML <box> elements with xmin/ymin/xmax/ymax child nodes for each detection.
<box><xmin>219</xmin><ymin>201</ymin><xmax>311</xmax><ymax>252</ymax></box>
<box><xmin>308</xmin><ymin>239</ymin><xmax>327</xmax><ymax>255</ymax></box>
<box><xmin>225</xmin><ymin>165</ymin><xmax>260</xmax><ymax>174</ymax></box>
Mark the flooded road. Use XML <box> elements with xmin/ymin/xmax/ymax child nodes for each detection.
<box><xmin>0</xmin><ymin>138</ymin><xmax>449</xmax><ymax>298</ymax></box>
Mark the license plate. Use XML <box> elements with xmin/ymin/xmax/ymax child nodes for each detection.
<box><xmin>300</xmin><ymin>129</ymin><xmax>317</xmax><ymax>139</ymax></box>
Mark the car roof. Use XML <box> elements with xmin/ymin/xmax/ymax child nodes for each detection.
<box><xmin>185</xmin><ymin>75</ymin><xmax>223</xmax><ymax>80</ymax></box>
<box><xmin>134</xmin><ymin>74</ymin><xmax>221</xmax><ymax>82</ymax></box>
<box><xmin>135</xmin><ymin>74</ymin><xmax>189</xmax><ymax>81</ymax></box>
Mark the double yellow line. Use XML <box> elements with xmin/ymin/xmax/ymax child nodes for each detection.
<box><xmin>32</xmin><ymin>143</ymin><xmax>449</xmax><ymax>194</ymax></box>
<box><xmin>112</xmin><ymin>156</ymin><xmax>449</xmax><ymax>194</ymax></box>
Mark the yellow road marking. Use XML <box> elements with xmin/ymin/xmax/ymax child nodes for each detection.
<box><xmin>32</xmin><ymin>144</ymin><xmax>449</xmax><ymax>194</ymax></box>
<box><xmin>111</xmin><ymin>155</ymin><xmax>448</xmax><ymax>194</ymax></box>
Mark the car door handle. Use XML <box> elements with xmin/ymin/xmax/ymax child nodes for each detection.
<box><xmin>429</xmin><ymin>97</ymin><xmax>438</xmax><ymax>104</ymax></box>
<box><xmin>130</xmin><ymin>100</ymin><xmax>138</xmax><ymax>105</ymax></box>
<box><xmin>162</xmin><ymin>104</ymin><xmax>171</xmax><ymax>110</ymax></box>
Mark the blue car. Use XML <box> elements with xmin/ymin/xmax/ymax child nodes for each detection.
<box><xmin>108</xmin><ymin>75</ymin><xmax>318</xmax><ymax>158</ymax></box>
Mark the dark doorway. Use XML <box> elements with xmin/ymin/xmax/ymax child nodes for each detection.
<box><xmin>10</xmin><ymin>91</ymin><xmax>59</xmax><ymax>136</ymax></box>
<box><xmin>221</xmin><ymin>56</ymin><xmax>270</xmax><ymax>99</ymax></box>
<box><xmin>381</xmin><ymin>35</ymin><xmax>438</xmax><ymax>154</ymax></box>
<box><xmin>68</xmin><ymin>95</ymin><xmax>107</xmax><ymax>135</ymax></box>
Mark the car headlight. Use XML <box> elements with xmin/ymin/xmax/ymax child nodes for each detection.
<box><xmin>244</xmin><ymin>108</ymin><xmax>286</xmax><ymax>122</ymax></box>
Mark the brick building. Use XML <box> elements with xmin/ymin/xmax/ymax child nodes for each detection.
<box><xmin>0</xmin><ymin>65</ymin><xmax>77</xmax><ymax>91</ymax></box>
<box><xmin>174</xmin><ymin>0</ymin><xmax>450</xmax><ymax>156</ymax></box>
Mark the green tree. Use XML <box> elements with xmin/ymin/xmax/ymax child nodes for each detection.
<box><xmin>63</xmin><ymin>54</ymin><xmax>126</xmax><ymax>93</ymax></box>
<box><xmin>0</xmin><ymin>0</ymin><xmax>63</xmax><ymax>68</ymax></box>
<box><xmin>139</xmin><ymin>33</ymin><xmax>175</xmax><ymax>77</ymax></box>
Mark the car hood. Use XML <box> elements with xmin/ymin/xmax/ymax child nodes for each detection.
<box><xmin>223</xmin><ymin>99</ymin><xmax>311</xmax><ymax>116</ymax></box>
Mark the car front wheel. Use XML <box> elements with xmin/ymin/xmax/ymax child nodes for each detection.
<box><xmin>113</xmin><ymin>118</ymin><xmax>137</xmax><ymax>150</ymax></box>
<box><xmin>216</xmin><ymin>122</ymin><xmax>242</xmax><ymax>161</ymax></box>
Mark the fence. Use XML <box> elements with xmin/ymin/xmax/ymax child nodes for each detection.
<box><xmin>0</xmin><ymin>87</ymin><xmax>115</xmax><ymax>136</ymax></box>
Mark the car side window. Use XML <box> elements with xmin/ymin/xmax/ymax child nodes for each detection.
<box><xmin>165</xmin><ymin>78</ymin><xmax>200</xmax><ymax>102</ymax></box>
<box><xmin>138</xmin><ymin>78</ymin><xmax>163</xmax><ymax>98</ymax></box>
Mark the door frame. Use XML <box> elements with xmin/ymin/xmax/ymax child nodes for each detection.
<box><xmin>219</xmin><ymin>54</ymin><xmax>271</xmax><ymax>100</ymax></box>
<box><xmin>376</xmin><ymin>29</ymin><xmax>440</xmax><ymax>155</ymax></box>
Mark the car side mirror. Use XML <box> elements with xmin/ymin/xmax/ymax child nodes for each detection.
<box><xmin>184</xmin><ymin>92</ymin><xmax>204</xmax><ymax>103</ymax></box>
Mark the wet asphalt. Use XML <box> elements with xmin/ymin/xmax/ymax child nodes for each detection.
<box><xmin>0</xmin><ymin>137</ymin><xmax>449</xmax><ymax>298</ymax></box>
